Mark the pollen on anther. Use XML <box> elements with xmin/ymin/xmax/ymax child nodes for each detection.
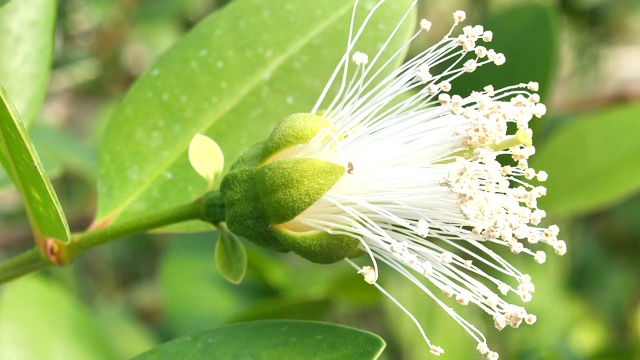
<box><xmin>417</xmin><ymin>64</ymin><xmax>432</xmax><ymax>83</ymax></box>
<box><xmin>417</xmin><ymin>219</ymin><xmax>430</xmax><ymax>238</ymax></box>
<box><xmin>482</xmin><ymin>31</ymin><xmax>493</xmax><ymax>42</ymax></box>
<box><xmin>430</xmin><ymin>345</ymin><xmax>445</xmax><ymax>356</ymax></box>
<box><xmin>529</xmin><ymin>93</ymin><xmax>541</xmax><ymax>103</ymax></box>
<box><xmin>456</xmin><ymin>292</ymin><xmax>471</xmax><ymax>305</ymax></box>
<box><xmin>439</xmin><ymin>93</ymin><xmax>451</xmax><ymax>106</ymax></box>
<box><xmin>427</xmin><ymin>84</ymin><xmax>439</xmax><ymax>95</ymax></box>
<box><xmin>464</xmin><ymin>59</ymin><xmax>477</xmax><ymax>72</ymax></box>
<box><xmin>358</xmin><ymin>266</ymin><xmax>377</xmax><ymax>284</ymax></box>
<box><xmin>440</xmin><ymin>252</ymin><xmax>453</xmax><ymax>264</ymax></box>
<box><xmin>532</xmin><ymin>251</ymin><xmax>546</xmax><ymax>264</ymax></box>
<box><xmin>493</xmin><ymin>53</ymin><xmax>506</xmax><ymax>65</ymax></box>
<box><xmin>534</xmin><ymin>103</ymin><xmax>547</xmax><ymax>117</ymax></box>
<box><xmin>420</xmin><ymin>19</ymin><xmax>432</xmax><ymax>31</ymax></box>
<box><xmin>524</xmin><ymin>168</ymin><xmax>536</xmax><ymax>180</ymax></box>
<box><xmin>525</xmin><ymin>314</ymin><xmax>537</xmax><ymax>325</ymax></box>
<box><xmin>475</xmin><ymin>46</ymin><xmax>487</xmax><ymax>58</ymax></box>
<box><xmin>536</xmin><ymin>171</ymin><xmax>548</xmax><ymax>182</ymax></box>
<box><xmin>553</xmin><ymin>240</ymin><xmax>567</xmax><ymax>256</ymax></box>
<box><xmin>483</xmin><ymin>84</ymin><xmax>495</xmax><ymax>96</ymax></box>
<box><xmin>352</xmin><ymin>51</ymin><xmax>369</xmax><ymax>65</ymax></box>
<box><xmin>476</xmin><ymin>342</ymin><xmax>489</xmax><ymax>355</ymax></box>
<box><xmin>453</xmin><ymin>10</ymin><xmax>466</xmax><ymax>24</ymax></box>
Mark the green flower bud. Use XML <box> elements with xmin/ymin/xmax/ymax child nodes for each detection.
<box><xmin>219</xmin><ymin>113</ymin><xmax>359</xmax><ymax>262</ymax></box>
<box><xmin>260</xmin><ymin>113</ymin><xmax>331</xmax><ymax>163</ymax></box>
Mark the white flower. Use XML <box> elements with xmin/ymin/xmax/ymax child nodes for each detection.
<box><xmin>276</xmin><ymin>2</ymin><xmax>565</xmax><ymax>358</ymax></box>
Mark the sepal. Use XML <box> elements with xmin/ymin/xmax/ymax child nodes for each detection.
<box><xmin>273</xmin><ymin>226</ymin><xmax>359</xmax><ymax>264</ymax></box>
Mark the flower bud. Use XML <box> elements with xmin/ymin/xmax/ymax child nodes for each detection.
<box><xmin>220</xmin><ymin>113</ymin><xmax>359</xmax><ymax>262</ymax></box>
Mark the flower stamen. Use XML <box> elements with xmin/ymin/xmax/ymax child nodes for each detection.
<box><xmin>285</xmin><ymin>3</ymin><xmax>564</xmax><ymax>358</ymax></box>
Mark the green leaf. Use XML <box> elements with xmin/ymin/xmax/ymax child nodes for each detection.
<box><xmin>0</xmin><ymin>121</ymin><xmax>92</xmax><ymax>190</ymax></box>
<box><xmin>159</xmin><ymin>233</ymin><xmax>276</xmax><ymax>336</ymax></box>
<box><xmin>29</xmin><ymin>122</ymin><xmax>98</xmax><ymax>184</ymax></box>
<box><xmin>97</xmin><ymin>308</ymin><xmax>159</xmax><ymax>359</ymax></box>
<box><xmin>133</xmin><ymin>320</ymin><xmax>385</xmax><ymax>360</ymax></box>
<box><xmin>0</xmin><ymin>86</ymin><xmax>69</xmax><ymax>243</ymax></box>
<box><xmin>0</xmin><ymin>122</ymin><xmax>92</xmax><ymax>190</ymax></box>
<box><xmin>0</xmin><ymin>0</ymin><xmax>56</xmax><ymax>127</ymax></box>
<box><xmin>215</xmin><ymin>224</ymin><xmax>247</xmax><ymax>284</ymax></box>
<box><xmin>450</xmin><ymin>4</ymin><xmax>557</xmax><ymax>101</ymax></box>
<box><xmin>532</xmin><ymin>105</ymin><xmax>640</xmax><ymax>216</ymax></box>
<box><xmin>97</xmin><ymin>0</ymin><xmax>415</xmax><ymax>231</ymax></box>
<box><xmin>0</xmin><ymin>276</ymin><xmax>118</xmax><ymax>360</ymax></box>
<box><xmin>0</xmin><ymin>157</ymin><xmax>63</xmax><ymax>191</ymax></box>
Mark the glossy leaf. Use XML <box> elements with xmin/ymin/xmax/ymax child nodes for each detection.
<box><xmin>0</xmin><ymin>122</ymin><xmax>94</xmax><ymax>190</ymax></box>
<box><xmin>0</xmin><ymin>86</ymin><xmax>69</xmax><ymax>243</ymax></box>
<box><xmin>215</xmin><ymin>224</ymin><xmax>247</xmax><ymax>284</ymax></box>
<box><xmin>97</xmin><ymin>0</ymin><xmax>414</xmax><ymax>231</ymax></box>
<box><xmin>533</xmin><ymin>104</ymin><xmax>640</xmax><ymax>216</ymax></box>
<box><xmin>0</xmin><ymin>0</ymin><xmax>56</xmax><ymax>126</ymax></box>
<box><xmin>0</xmin><ymin>276</ymin><xmax>118</xmax><ymax>360</ymax></box>
<box><xmin>0</xmin><ymin>161</ymin><xmax>62</xmax><ymax>191</ymax></box>
<box><xmin>134</xmin><ymin>320</ymin><xmax>385</xmax><ymax>360</ymax></box>
<box><xmin>450</xmin><ymin>4</ymin><xmax>557</xmax><ymax>101</ymax></box>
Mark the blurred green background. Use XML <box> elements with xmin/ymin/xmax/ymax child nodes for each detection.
<box><xmin>1</xmin><ymin>0</ymin><xmax>639</xmax><ymax>359</ymax></box>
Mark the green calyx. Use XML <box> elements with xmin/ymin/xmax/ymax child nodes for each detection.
<box><xmin>273</xmin><ymin>227</ymin><xmax>359</xmax><ymax>264</ymax></box>
<box><xmin>221</xmin><ymin>157</ymin><xmax>345</xmax><ymax>251</ymax></box>
<box><xmin>217</xmin><ymin>113</ymin><xmax>359</xmax><ymax>263</ymax></box>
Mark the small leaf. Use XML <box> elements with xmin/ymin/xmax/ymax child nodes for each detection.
<box><xmin>188</xmin><ymin>133</ymin><xmax>224</xmax><ymax>189</ymax></box>
<box><xmin>215</xmin><ymin>224</ymin><xmax>247</xmax><ymax>284</ymax></box>
<box><xmin>0</xmin><ymin>86</ymin><xmax>69</xmax><ymax>243</ymax></box>
<box><xmin>0</xmin><ymin>0</ymin><xmax>56</xmax><ymax>126</ymax></box>
<box><xmin>532</xmin><ymin>104</ymin><xmax>640</xmax><ymax>216</ymax></box>
<box><xmin>133</xmin><ymin>320</ymin><xmax>386</xmax><ymax>360</ymax></box>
